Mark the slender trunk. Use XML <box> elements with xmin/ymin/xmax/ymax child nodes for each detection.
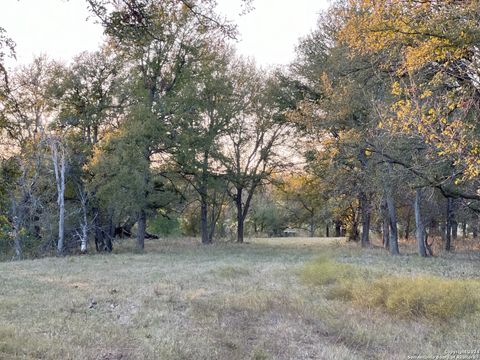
<box><xmin>236</xmin><ymin>188</ymin><xmax>244</xmax><ymax>243</ymax></box>
<box><xmin>10</xmin><ymin>198</ymin><xmax>21</xmax><ymax>259</ymax></box>
<box><xmin>208</xmin><ymin>216</ymin><xmax>216</xmax><ymax>243</ymax></box>
<box><xmin>86</xmin><ymin>125</ymin><xmax>91</xmax><ymax>145</ymax></box>
<box><xmin>199</xmin><ymin>148</ymin><xmax>211</xmax><ymax>244</ymax></box>
<box><xmin>105</xmin><ymin>232</ymin><xmax>113</xmax><ymax>252</ymax></box>
<box><xmin>80</xmin><ymin>208</ymin><xmax>88</xmax><ymax>253</ymax></box>
<box><xmin>472</xmin><ymin>218</ymin><xmax>478</xmax><ymax>238</ymax></box>
<box><xmin>414</xmin><ymin>188</ymin><xmax>427</xmax><ymax>257</ymax></box>
<box><xmin>384</xmin><ymin>164</ymin><xmax>399</xmax><ymax>255</ymax></box>
<box><xmin>209</xmin><ymin>206</ymin><xmax>215</xmax><ymax>242</ymax></box>
<box><xmin>137</xmin><ymin>210</ymin><xmax>146</xmax><ymax>250</ymax></box>
<box><xmin>93</xmin><ymin>125</ymin><xmax>98</xmax><ymax>145</ymax></box>
<box><xmin>334</xmin><ymin>220</ymin><xmax>342</xmax><ymax>237</ymax></box>
<box><xmin>200</xmin><ymin>194</ymin><xmax>209</xmax><ymax>244</ymax></box>
<box><xmin>349</xmin><ymin>207</ymin><xmax>359</xmax><ymax>242</ymax></box>
<box><xmin>452</xmin><ymin>220</ymin><xmax>458</xmax><ymax>240</ymax></box>
<box><xmin>386</xmin><ymin>193</ymin><xmax>399</xmax><ymax>255</ymax></box>
<box><xmin>405</xmin><ymin>206</ymin><xmax>412</xmax><ymax>240</ymax></box>
<box><xmin>52</xmin><ymin>141</ymin><xmax>66</xmax><ymax>256</ymax></box>
<box><xmin>326</xmin><ymin>223</ymin><xmax>329</xmax><ymax>238</ymax></box>
<box><xmin>445</xmin><ymin>197</ymin><xmax>453</xmax><ymax>251</ymax></box>
<box><xmin>462</xmin><ymin>222</ymin><xmax>467</xmax><ymax>239</ymax></box>
<box><xmin>381</xmin><ymin>196</ymin><xmax>390</xmax><ymax>250</ymax></box>
<box><xmin>93</xmin><ymin>207</ymin><xmax>104</xmax><ymax>252</ymax></box>
<box><xmin>309</xmin><ymin>216</ymin><xmax>315</xmax><ymax>238</ymax></box>
<box><xmin>359</xmin><ymin>192</ymin><xmax>370</xmax><ymax>247</ymax></box>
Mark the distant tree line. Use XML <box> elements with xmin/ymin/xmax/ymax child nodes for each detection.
<box><xmin>0</xmin><ymin>0</ymin><xmax>292</xmax><ymax>258</ymax></box>
<box><xmin>1</xmin><ymin>0</ymin><xmax>479</xmax><ymax>259</ymax></box>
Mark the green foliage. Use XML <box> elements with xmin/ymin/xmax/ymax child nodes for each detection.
<box><xmin>302</xmin><ymin>256</ymin><xmax>480</xmax><ymax>320</ymax></box>
<box><xmin>148</xmin><ymin>212</ymin><xmax>181</xmax><ymax>237</ymax></box>
<box><xmin>0</xmin><ymin>215</ymin><xmax>12</xmax><ymax>258</ymax></box>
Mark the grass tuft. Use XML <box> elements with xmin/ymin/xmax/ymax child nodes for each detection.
<box><xmin>300</xmin><ymin>255</ymin><xmax>357</xmax><ymax>286</ymax></box>
<box><xmin>302</xmin><ymin>256</ymin><xmax>480</xmax><ymax>320</ymax></box>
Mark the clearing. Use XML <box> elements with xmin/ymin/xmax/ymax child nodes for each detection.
<box><xmin>0</xmin><ymin>237</ymin><xmax>479</xmax><ymax>359</ymax></box>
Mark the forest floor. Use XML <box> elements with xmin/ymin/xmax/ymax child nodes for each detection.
<box><xmin>1</xmin><ymin>237</ymin><xmax>479</xmax><ymax>360</ymax></box>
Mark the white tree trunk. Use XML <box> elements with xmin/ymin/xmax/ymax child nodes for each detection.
<box><xmin>10</xmin><ymin>198</ymin><xmax>22</xmax><ymax>259</ymax></box>
<box><xmin>51</xmin><ymin>140</ymin><xmax>66</xmax><ymax>255</ymax></box>
<box><xmin>79</xmin><ymin>188</ymin><xmax>88</xmax><ymax>253</ymax></box>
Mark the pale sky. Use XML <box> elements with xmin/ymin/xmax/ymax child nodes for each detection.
<box><xmin>0</xmin><ymin>0</ymin><xmax>328</xmax><ymax>69</ymax></box>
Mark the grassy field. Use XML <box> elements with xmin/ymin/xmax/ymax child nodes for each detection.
<box><xmin>0</xmin><ymin>237</ymin><xmax>479</xmax><ymax>360</ymax></box>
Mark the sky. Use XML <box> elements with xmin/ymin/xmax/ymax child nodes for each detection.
<box><xmin>0</xmin><ymin>0</ymin><xmax>329</xmax><ymax>69</ymax></box>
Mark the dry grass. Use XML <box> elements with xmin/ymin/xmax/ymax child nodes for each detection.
<box><xmin>302</xmin><ymin>256</ymin><xmax>480</xmax><ymax>320</ymax></box>
<box><xmin>0</xmin><ymin>236</ymin><xmax>479</xmax><ymax>359</ymax></box>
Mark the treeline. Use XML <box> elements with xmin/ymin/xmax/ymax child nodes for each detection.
<box><xmin>0</xmin><ymin>0</ymin><xmax>294</xmax><ymax>258</ymax></box>
<box><xmin>1</xmin><ymin>0</ymin><xmax>480</xmax><ymax>259</ymax></box>
<box><xmin>285</xmin><ymin>0</ymin><xmax>480</xmax><ymax>256</ymax></box>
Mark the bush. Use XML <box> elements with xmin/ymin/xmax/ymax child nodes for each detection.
<box><xmin>302</xmin><ymin>257</ymin><xmax>480</xmax><ymax>320</ymax></box>
<box><xmin>148</xmin><ymin>213</ymin><xmax>181</xmax><ymax>236</ymax></box>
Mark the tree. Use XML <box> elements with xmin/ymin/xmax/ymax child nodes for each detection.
<box><xmin>85</xmin><ymin>0</ymin><xmax>237</xmax><ymax>248</ymax></box>
<box><xmin>338</xmin><ymin>0</ymin><xmax>480</xmax><ymax>251</ymax></box>
<box><xmin>0</xmin><ymin>56</ymin><xmax>63</xmax><ymax>257</ymax></box>
<box><xmin>0</xmin><ymin>26</ymin><xmax>15</xmax><ymax>102</ymax></box>
<box><xmin>49</xmin><ymin>136</ymin><xmax>67</xmax><ymax>255</ymax></box>
<box><xmin>170</xmin><ymin>46</ymin><xmax>238</xmax><ymax>244</ymax></box>
<box><xmin>220</xmin><ymin>61</ymin><xmax>292</xmax><ymax>243</ymax></box>
<box><xmin>276</xmin><ymin>174</ymin><xmax>329</xmax><ymax>237</ymax></box>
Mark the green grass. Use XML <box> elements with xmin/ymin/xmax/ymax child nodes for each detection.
<box><xmin>0</xmin><ymin>237</ymin><xmax>479</xmax><ymax>359</ymax></box>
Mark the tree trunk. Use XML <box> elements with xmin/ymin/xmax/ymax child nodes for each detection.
<box><xmin>309</xmin><ymin>217</ymin><xmax>315</xmax><ymax>238</ymax></box>
<box><xmin>385</xmin><ymin>188</ymin><xmax>399</xmax><ymax>255</ymax></box>
<box><xmin>462</xmin><ymin>222</ymin><xmax>467</xmax><ymax>239</ymax></box>
<box><xmin>405</xmin><ymin>206</ymin><xmax>412</xmax><ymax>240</ymax></box>
<box><xmin>237</xmin><ymin>215</ymin><xmax>245</xmax><ymax>243</ymax></box>
<box><xmin>326</xmin><ymin>223</ymin><xmax>330</xmax><ymax>238</ymax></box>
<box><xmin>334</xmin><ymin>220</ymin><xmax>342</xmax><ymax>237</ymax></box>
<box><xmin>472</xmin><ymin>219</ymin><xmax>478</xmax><ymax>239</ymax></box>
<box><xmin>136</xmin><ymin>210</ymin><xmax>146</xmax><ymax>250</ymax></box>
<box><xmin>445</xmin><ymin>197</ymin><xmax>453</xmax><ymax>251</ymax></box>
<box><xmin>452</xmin><ymin>220</ymin><xmax>458</xmax><ymax>241</ymax></box>
<box><xmin>51</xmin><ymin>141</ymin><xmax>66</xmax><ymax>256</ymax></box>
<box><xmin>200</xmin><ymin>193</ymin><xmax>210</xmax><ymax>244</ymax></box>
<box><xmin>78</xmin><ymin>188</ymin><xmax>88</xmax><ymax>253</ymax></box>
<box><xmin>359</xmin><ymin>192</ymin><xmax>370</xmax><ymax>247</ymax></box>
<box><xmin>348</xmin><ymin>207</ymin><xmax>360</xmax><ymax>242</ymax></box>
<box><xmin>236</xmin><ymin>188</ymin><xmax>244</xmax><ymax>243</ymax></box>
<box><xmin>384</xmin><ymin>164</ymin><xmax>399</xmax><ymax>255</ymax></box>
<box><xmin>93</xmin><ymin>207</ymin><xmax>105</xmax><ymax>252</ymax></box>
<box><xmin>414</xmin><ymin>188</ymin><xmax>427</xmax><ymax>257</ymax></box>
<box><xmin>381</xmin><ymin>196</ymin><xmax>390</xmax><ymax>250</ymax></box>
<box><xmin>10</xmin><ymin>198</ymin><xmax>22</xmax><ymax>259</ymax></box>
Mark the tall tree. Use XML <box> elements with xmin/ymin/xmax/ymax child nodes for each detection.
<box><xmin>220</xmin><ymin>61</ymin><xmax>292</xmax><ymax>243</ymax></box>
<box><xmin>85</xmin><ymin>0</ymin><xmax>234</xmax><ymax>248</ymax></box>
